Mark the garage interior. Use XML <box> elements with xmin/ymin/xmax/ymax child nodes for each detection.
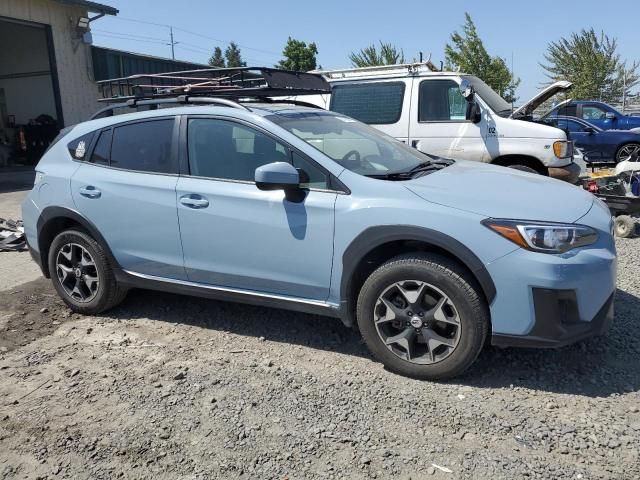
<box><xmin>0</xmin><ymin>17</ymin><xmax>61</xmax><ymax>189</ymax></box>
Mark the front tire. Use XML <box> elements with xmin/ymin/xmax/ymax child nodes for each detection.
<box><xmin>357</xmin><ymin>253</ymin><xmax>489</xmax><ymax>380</ymax></box>
<box><xmin>48</xmin><ymin>228</ymin><xmax>127</xmax><ymax>314</ymax></box>
<box><xmin>616</xmin><ymin>143</ymin><xmax>640</xmax><ymax>163</ymax></box>
<box><xmin>614</xmin><ymin>215</ymin><xmax>635</xmax><ymax>238</ymax></box>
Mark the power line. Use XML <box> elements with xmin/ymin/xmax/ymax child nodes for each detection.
<box><xmin>92</xmin><ymin>32</ymin><xmax>170</xmax><ymax>46</ymax></box>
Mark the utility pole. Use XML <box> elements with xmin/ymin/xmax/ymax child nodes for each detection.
<box><xmin>169</xmin><ymin>26</ymin><xmax>176</xmax><ymax>60</ymax></box>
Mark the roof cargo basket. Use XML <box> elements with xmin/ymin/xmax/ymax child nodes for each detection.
<box><xmin>97</xmin><ymin>66</ymin><xmax>331</xmax><ymax>103</ymax></box>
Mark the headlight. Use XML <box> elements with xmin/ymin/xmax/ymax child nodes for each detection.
<box><xmin>553</xmin><ymin>141</ymin><xmax>573</xmax><ymax>159</ymax></box>
<box><xmin>482</xmin><ymin>219</ymin><xmax>598</xmax><ymax>253</ymax></box>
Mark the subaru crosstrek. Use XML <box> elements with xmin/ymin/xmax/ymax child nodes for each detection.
<box><xmin>22</xmin><ymin>102</ymin><xmax>616</xmax><ymax>380</ymax></box>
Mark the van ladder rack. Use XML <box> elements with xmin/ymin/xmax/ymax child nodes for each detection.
<box><xmin>97</xmin><ymin>66</ymin><xmax>331</xmax><ymax>103</ymax></box>
<box><xmin>313</xmin><ymin>60</ymin><xmax>440</xmax><ymax>80</ymax></box>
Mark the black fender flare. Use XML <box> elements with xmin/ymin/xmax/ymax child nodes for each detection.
<box><xmin>340</xmin><ymin>225</ymin><xmax>497</xmax><ymax>319</ymax></box>
<box><xmin>36</xmin><ymin>206</ymin><xmax>121</xmax><ymax>277</ymax></box>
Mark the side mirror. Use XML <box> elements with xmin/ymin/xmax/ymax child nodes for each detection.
<box><xmin>605</xmin><ymin>112</ymin><xmax>616</xmax><ymax>120</ymax></box>
<box><xmin>465</xmin><ymin>101</ymin><xmax>482</xmax><ymax>124</ymax></box>
<box><xmin>459</xmin><ymin>79</ymin><xmax>475</xmax><ymax>101</ymax></box>
<box><xmin>255</xmin><ymin>162</ymin><xmax>300</xmax><ymax>191</ymax></box>
<box><xmin>584</xmin><ymin>126</ymin><xmax>596</xmax><ymax>134</ymax></box>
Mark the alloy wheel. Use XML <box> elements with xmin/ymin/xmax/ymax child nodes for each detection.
<box><xmin>55</xmin><ymin>243</ymin><xmax>99</xmax><ymax>303</ymax></box>
<box><xmin>617</xmin><ymin>144</ymin><xmax>640</xmax><ymax>162</ymax></box>
<box><xmin>373</xmin><ymin>280</ymin><xmax>461</xmax><ymax>365</ymax></box>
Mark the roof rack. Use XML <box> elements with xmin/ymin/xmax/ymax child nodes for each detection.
<box><xmin>97</xmin><ymin>66</ymin><xmax>331</xmax><ymax>103</ymax></box>
<box><xmin>313</xmin><ymin>61</ymin><xmax>440</xmax><ymax>80</ymax></box>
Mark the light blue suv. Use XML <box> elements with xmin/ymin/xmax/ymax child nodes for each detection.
<box><xmin>22</xmin><ymin>96</ymin><xmax>616</xmax><ymax>379</ymax></box>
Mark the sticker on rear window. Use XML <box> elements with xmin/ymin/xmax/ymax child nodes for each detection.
<box><xmin>75</xmin><ymin>141</ymin><xmax>86</xmax><ymax>159</ymax></box>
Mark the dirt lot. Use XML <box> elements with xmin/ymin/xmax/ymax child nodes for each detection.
<box><xmin>0</xmin><ymin>236</ymin><xmax>639</xmax><ymax>479</ymax></box>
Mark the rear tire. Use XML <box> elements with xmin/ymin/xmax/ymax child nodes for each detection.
<box><xmin>48</xmin><ymin>228</ymin><xmax>127</xmax><ymax>314</ymax></box>
<box><xmin>615</xmin><ymin>143</ymin><xmax>640</xmax><ymax>163</ymax></box>
<box><xmin>356</xmin><ymin>253</ymin><xmax>489</xmax><ymax>380</ymax></box>
<box><xmin>614</xmin><ymin>215</ymin><xmax>635</xmax><ymax>238</ymax></box>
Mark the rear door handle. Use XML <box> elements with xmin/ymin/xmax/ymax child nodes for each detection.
<box><xmin>180</xmin><ymin>194</ymin><xmax>209</xmax><ymax>209</ymax></box>
<box><xmin>79</xmin><ymin>186</ymin><xmax>101</xmax><ymax>199</ymax></box>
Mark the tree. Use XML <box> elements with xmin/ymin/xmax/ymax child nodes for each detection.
<box><xmin>208</xmin><ymin>46</ymin><xmax>225</xmax><ymax>68</ymax></box>
<box><xmin>541</xmin><ymin>29</ymin><xmax>639</xmax><ymax>104</ymax></box>
<box><xmin>349</xmin><ymin>42</ymin><xmax>405</xmax><ymax>68</ymax></box>
<box><xmin>277</xmin><ymin>37</ymin><xmax>318</xmax><ymax>71</ymax></box>
<box><xmin>445</xmin><ymin>13</ymin><xmax>520</xmax><ymax>103</ymax></box>
<box><xmin>225</xmin><ymin>42</ymin><xmax>246</xmax><ymax>68</ymax></box>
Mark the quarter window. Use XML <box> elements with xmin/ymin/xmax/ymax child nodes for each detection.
<box><xmin>292</xmin><ymin>152</ymin><xmax>328</xmax><ymax>189</ymax></box>
<box><xmin>67</xmin><ymin>132</ymin><xmax>94</xmax><ymax>160</ymax></box>
<box><xmin>90</xmin><ymin>130</ymin><xmax>111</xmax><ymax>165</ymax></box>
<box><xmin>330</xmin><ymin>82</ymin><xmax>405</xmax><ymax>124</ymax></box>
<box><xmin>419</xmin><ymin>80</ymin><xmax>466</xmax><ymax>122</ymax></box>
<box><xmin>110</xmin><ymin>119</ymin><xmax>176</xmax><ymax>173</ymax></box>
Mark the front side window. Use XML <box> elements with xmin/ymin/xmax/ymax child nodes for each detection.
<box><xmin>268</xmin><ymin>111</ymin><xmax>436</xmax><ymax>177</ymax></box>
<box><xmin>188</xmin><ymin>119</ymin><xmax>289</xmax><ymax>182</ymax></box>
<box><xmin>110</xmin><ymin>119</ymin><xmax>176</xmax><ymax>173</ymax></box>
<box><xmin>582</xmin><ymin>106</ymin><xmax>607</xmax><ymax>120</ymax></box>
<box><xmin>330</xmin><ymin>82</ymin><xmax>405</xmax><ymax>124</ymax></box>
<box><xmin>419</xmin><ymin>80</ymin><xmax>466</xmax><ymax>122</ymax></box>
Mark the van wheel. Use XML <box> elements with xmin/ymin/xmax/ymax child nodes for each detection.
<box><xmin>508</xmin><ymin>164</ymin><xmax>538</xmax><ymax>174</ymax></box>
<box><xmin>48</xmin><ymin>228</ymin><xmax>127</xmax><ymax>315</ymax></box>
<box><xmin>356</xmin><ymin>253</ymin><xmax>489</xmax><ymax>380</ymax></box>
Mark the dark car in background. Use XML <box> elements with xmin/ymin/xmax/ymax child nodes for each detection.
<box><xmin>545</xmin><ymin>100</ymin><xmax>640</xmax><ymax>131</ymax></box>
<box><xmin>544</xmin><ymin>116</ymin><xmax>640</xmax><ymax>163</ymax></box>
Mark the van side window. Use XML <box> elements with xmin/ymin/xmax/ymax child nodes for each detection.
<box><xmin>110</xmin><ymin>119</ymin><xmax>176</xmax><ymax>173</ymax></box>
<box><xmin>330</xmin><ymin>82</ymin><xmax>405</xmax><ymax>124</ymax></box>
<box><xmin>90</xmin><ymin>130</ymin><xmax>111</xmax><ymax>165</ymax></box>
<box><xmin>418</xmin><ymin>80</ymin><xmax>466</xmax><ymax>122</ymax></box>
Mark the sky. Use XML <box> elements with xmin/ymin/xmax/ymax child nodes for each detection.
<box><xmin>92</xmin><ymin>0</ymin><xmax>640</xmax><ymax>102</ymax></box>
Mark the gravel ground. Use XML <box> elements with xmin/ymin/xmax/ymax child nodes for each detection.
<box><xmin>0</xmin><ymin>237</ymin><xmax>639</xmax><ymax>480</ymax></box>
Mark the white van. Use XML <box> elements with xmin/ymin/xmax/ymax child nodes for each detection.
<box><xmin>304</xmin><ymin>63</ymin><xmax>579</xmax><ymax>182</ymax></box>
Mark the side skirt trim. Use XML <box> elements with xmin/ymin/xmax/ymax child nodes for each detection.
<box><xmin>121</xmin><ymin>270</ymin><xmax>341</xmax><ymax>318</ymax></box>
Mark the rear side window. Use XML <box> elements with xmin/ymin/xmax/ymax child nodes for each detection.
<box><xmin>419</xmin><ymin>79</ymin><xmax>466</xmax><ymax>122</ymax></box>
<box><xmin>556</xmin><ymin>104</ymin><xmax>577</xmax><ymax>117</ymax></box>
<box><xmin>90</xmin><ymin>130</ymin><xmax>111</xmax><ymax>165</ymax></box>
<box><xmin>67</xmin><ymin>132</ymin><xmax>94</xmax><ymax>160</ymax></box>
<box><xmin>110</xmin><ymin>119</ymin><xmax>176</xmax><ymax>174</ymax></box>
<box><xmin>330</xmin><ymin>82</ymin><xmax>405</xmax><ymax>124</ymax></box>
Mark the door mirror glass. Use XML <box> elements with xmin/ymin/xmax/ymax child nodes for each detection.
<box><xmin>459</xmin><ymin>79</ymin><xmax>475</xmax><ymax>100</ymax></box>
<box><xmin>255</xmin><ymin>162</ymin><xmax>300</xmax><ymax>191</ymax></box>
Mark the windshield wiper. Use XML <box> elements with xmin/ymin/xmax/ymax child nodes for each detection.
<box><xmin>365</xmin><ymin>158</ymin><xmax>453</xmax><ymax>180</ymax></box>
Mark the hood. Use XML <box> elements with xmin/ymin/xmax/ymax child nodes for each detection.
<box><xmin>405</xmin><ymin>160</ymin><xmax>594</xmax><ymax>223</ymax></box>
<box><xmin>511</xmin><ymin>81</ymin><xmax>573</xmax><ymax>119</ymax></box>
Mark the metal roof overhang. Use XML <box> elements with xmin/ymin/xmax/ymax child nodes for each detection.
<box><xmin>52</xmin><ymin>0</ymin><xmax>118</xmax><ymax>16</ymax></box>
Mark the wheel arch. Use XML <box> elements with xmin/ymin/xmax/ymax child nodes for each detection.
<box><xmin>491</xmin><ymin>155</ymin><xmax>547</xmax><ymax>175</ymax></box>
<box><xmin>340</xmin><ymin>226</ymin><xmax>496</xmax><ymax>327</ymax></box>
<box><xmin>37</xmin><ymin>206</ymin><xmax>120</xmax><ymax>278</ymax></box>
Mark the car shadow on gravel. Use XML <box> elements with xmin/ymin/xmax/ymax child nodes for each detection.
<box><xmin>459</xmin><ymin>288</ymin><xmax>640</xmax><ymax>397</ymax></box>
<box><xmin>106</xmin><ymin>286</ymin><xmax>640</xmax><ymax>397</ymax></box>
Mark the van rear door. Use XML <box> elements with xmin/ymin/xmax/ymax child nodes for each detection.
<box><xmin>329</xmin><ymin>79</ymin><xmax>411</xmax><ymax>143</ymax></box>
<box><xmin>408</xmin><ymin>77</ymin><xmax>488</xmax><ymax>161</ymax></box>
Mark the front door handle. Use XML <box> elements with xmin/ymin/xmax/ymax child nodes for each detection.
<box><xmin>180</xmin><ymin>194</ymin><xmax>209</xmax><ymax>209</ymax></box>
<box><xmin>79</xmin><ymin>186</ymin><xmax>101</xmax><ymax>199</ymax></box>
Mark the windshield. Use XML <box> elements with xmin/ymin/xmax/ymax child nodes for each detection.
<box><xmin>267</xmin><ymin>110</ymin><xmax>441</xmax><ymax>177</ymax></box>
<box><xmin>466</xmin><ymin>76</ymin><xmax>512</xmax><ymax>114</ymax></box>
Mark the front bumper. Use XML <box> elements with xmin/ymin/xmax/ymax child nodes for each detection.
<box><xmin>548</xmin><ymin>161</ymin><xmax>581</xmax><ymax>184</ymax></box>
<box><xmin>492</xmin><ymin>290</ymin><xmax>614</xmax><ymax>348</ymax></box>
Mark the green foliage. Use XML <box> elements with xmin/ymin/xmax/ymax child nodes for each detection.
<box><xmin>541</xmin><ymin>29</ymin><xmax>639</xmax><ymax>103</ymax></box>
<box><xmin>225</xmin><ymin>42</ymin><xmax>246</xmax><ymax>68</ymax></box>
<box><xmin>208</xmin><ymin>46</ymin><xmax>225</xmax><ymax>68</ymax></box>
<box><xmin>445</xmin><ymin>13</ymin><xmax>519</xmax><ymax>103</ymax></box>
<box><xmin>277</xmin><ymin>37</ymin><xmax>318</xmax><ymax>71</ymax></box>
<box><xmin>349</xmin><ymin>42</ymin><xmax>405</xmax><ymax>68</ymax></box>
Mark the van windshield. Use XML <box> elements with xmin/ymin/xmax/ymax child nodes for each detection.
<box><xmin>267</xmin><ymin>110</ymin><xmax>449</xmax><ymax>178</ymax></box>
<box><xmin>466</xmin><ymin>76</ymin><xmax>512</xmax><ymax>116</ymax></box>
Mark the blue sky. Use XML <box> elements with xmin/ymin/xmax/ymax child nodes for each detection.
<box><xmin>93</xmin><ymin>0</ymin><xmax>640</xmax><ymax>102</ymax></box>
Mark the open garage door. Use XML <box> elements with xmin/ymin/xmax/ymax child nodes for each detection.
<box><xmin>0</xmin><ymin>17</ymin><xmax>62</xmax><ymax>191</ymax></box>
